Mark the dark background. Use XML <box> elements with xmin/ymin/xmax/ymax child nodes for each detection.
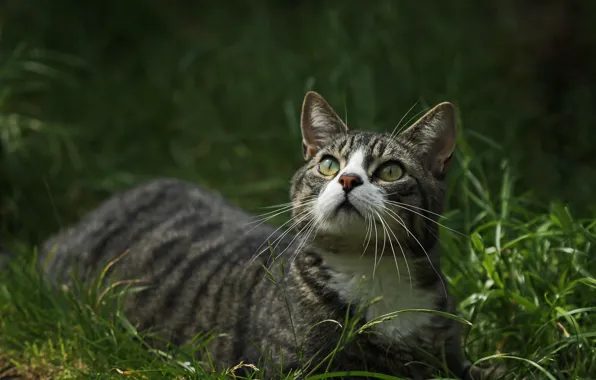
<box><xmin>1</xmin><ymin>0</ymin><xmax>595</xmax><ymax>245</ymax></box>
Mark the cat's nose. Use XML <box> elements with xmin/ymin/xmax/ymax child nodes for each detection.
<box><xmin>338</xmin><ymin>173</ymin><xmax>363</xmax><ymax>193</ymax></box>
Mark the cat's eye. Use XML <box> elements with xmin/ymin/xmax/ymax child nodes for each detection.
<box><xmin>318</xmin><ymin>156</ymin><xmax>341</xmax><ymax>177</ymax></box>
<box><xmin>375</xmin><ymin>162</ymin><xmax>404</xmax><ymax>182</ymax></box>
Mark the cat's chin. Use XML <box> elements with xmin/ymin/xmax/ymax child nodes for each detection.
<box><xmin>317</xmin><ymin>208</ymin><xmax>368</xmax><ymax>237</ymax></box>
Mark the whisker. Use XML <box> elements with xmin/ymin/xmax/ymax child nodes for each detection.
<box><xmin>345</xmin><ymin>194</ymin><xmax>376</xmax><ymax>262</ymax></box>
<box><xmin>391</xmin><ymin>106</ymin><xmax>429</xmax><ymax>138</ymax></box>
<box><xmin>373</xmin><ymin>209</ymin><xmax>412</xmax><ymax>293</ymax></box>
<box><xmin>373</xmin><ymin>210</ymin><xmax>389</xmax><ymax>279</ymax></box>
<box><xmin>381</xmin><ymin>206</ymin><xmax>448</xmax><ymax>300</ymax></box>
<box><xmin>273</xmin><ymin>204</ymin><xmax>329</xmax><ymax>266</ymax></box>
<box><xmin>384</xmin><ymin>201</ymin><xmax>465</xmax><ymax>237</ymax></box>
<box><xmin>257</xmin><ymin>202</ymin><xmax>297</xmax><ymax>210</ymax></box>
<box><xmin>272</xmin><ymin>217</ymin><xmax>317</xmax><ymax>267</ymax></box>
<box><xmin>247</xmin><ymin>197</ymin><xmax>319</xmax><ymax>258</ymax></box>
<box><xmin>290</xmin><ymin>213</ymin><xmax>324</xmax><ymax>265</ymax></box>
<box><xmin>372</xmin><ymin>210</ymin><xmax>405</xmax><ymax>287</ymax></box>
<box><xmin>255</xmin><ymin>195</ymin><xmax>319</xmax><ymax>211</ymax></box>
<box><xmin>249</xmin><ymin>209</ymin><xmax>314</xmax><ymax>266</ymax></box>
<box><xmin>349</xmin><ymin>195</ymin><xmax>385</xmax><ymax>275</ymax></box>
<box><xmin>382</xmin><ymin>199</ymin><xmax>450</xmax><ymax>220</ymax></box>
<box><xmin>267</xmin><ymin>211</ymin><xmax>315</xmax><ymax>255</ymax></box>
<box><xmin>390</xmin><ymin>100</ymin><xmax>420</xmax><ymax>138</ymax></box>
<box><xmin>372</xmin><ymin>207</ymin><xmax>379</xmax><ymax>269</ymax></box>
<box><xmin>425</xmin><ymin>225</ymin><xmax>442</xmax><ymax>247</ymax></box>
<box><xmin>362</xmin><ymin>210</ymin><xmax>373</xmax><ymax>258</ymax></box>
<box><xmin>246</xmin><ymin>198</ymin><xmax>318</xmax><ymax>226</ymax></box>
<box><xmin>294</xmin><ymin>218</ymin><xmax>319</xmax><ymax>258</ymax></box>
<box><xmin>257</xmin><ymin>202</ymin><xmax>295</xmax><ymax>211</ymax></box>
<box><xmin>245</xmin><ymin>201</ymin><xmax>317</xmax><ymax>233</ymax></box>
<box><xmin>247</xmin><ymin>204</ymin><xmax>294</xmax><ymax>221</ymax></box>
<box><xmin>245</xmin><ymin>205</ymin><xmax>295</xmax><ymax>228</ymax></box>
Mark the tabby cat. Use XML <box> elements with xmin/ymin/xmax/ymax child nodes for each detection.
<box><xmin>41</xmin><ymin>92</ymin><xmax>502</xmax><ymax>379</ymax></box>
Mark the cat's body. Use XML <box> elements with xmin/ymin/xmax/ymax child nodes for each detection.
<box><xmin>40</xmin><ymin>92</ymin><xmax>502</xmax><ymax>379</ymax></box>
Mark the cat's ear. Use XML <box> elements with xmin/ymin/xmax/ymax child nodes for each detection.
<box><xmin>300</xmin><ymin>91</ymin><xmax>349</xmax><ymax>159</ymax></box>
<box><xmin>400</xmin><ymin>102</ymin><xmax>457</xmax><ymax>176</ymax></box>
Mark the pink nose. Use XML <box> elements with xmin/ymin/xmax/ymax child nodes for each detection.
<box><xmin>338</xmin><ymin>174</ymin><xmax>363</xmax><ymax>193</ymax></box>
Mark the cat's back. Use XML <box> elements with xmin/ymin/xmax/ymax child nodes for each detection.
<box><xmin>39</xmin><ymin>178</ymin><xmax>298</xmax><ymax>356</ymax></box>
<box><xmin>40</xmin><ymin>178</ymin><xmax>273</xmax><ymax>282</ymax></box>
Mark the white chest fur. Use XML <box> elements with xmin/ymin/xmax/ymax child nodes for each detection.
<box><xmin>324</xmin><ymin>255</ymin><xmax>437</xmax><ymax>340</ymax></box>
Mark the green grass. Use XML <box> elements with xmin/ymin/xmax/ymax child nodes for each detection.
<box><xmin>1</xmin><ymin>0</ymin><xmax>596</xmax><ymax>378</ymax></box>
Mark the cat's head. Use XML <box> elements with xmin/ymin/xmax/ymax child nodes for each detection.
<box><xmin>290</xmin><ymin>91</ymin><xmax>457</xmax><ymax>256</ymax></box>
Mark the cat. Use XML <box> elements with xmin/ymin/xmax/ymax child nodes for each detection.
<box><xmin>40</xmin><ymin>91</ymin><xmax>503</xmax><ymax>379</ymax></box>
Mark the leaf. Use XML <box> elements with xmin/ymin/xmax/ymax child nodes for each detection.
<box><xmin>357</xmin><ymin>309</ymin><xmax>471</xmax><ymax>334</ymax></box>
<box><xmin>116</xmin><ymin>311</ymin><xmax>139</xmax><ymax>337</ymax></box>
<box><xmin>550</xmin><ymin>201</ymin><xmax>574</xmax><ymax>232</ymax></box>
<box><xmin>481</xmin><ymin>254</ymin><xmax>503</xmax><ymax>289</ymax></box>
<box><xmin>507</xmin><ymin>292</ymin><xmax>538</xmax><ymax>312</ymax></box>
<box><xmin>471</xmin><ymin>232</ymin><xmax>484</xmax><ymax>253</ymax></box>
<box><xmin>473</xmin><ymin>354</ymin><xmax>557</xmax><ymax>380</ymax></box>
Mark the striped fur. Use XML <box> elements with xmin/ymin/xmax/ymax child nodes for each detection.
<box><xmin>39</xmin><ymin>92</ymin><xmax>502</xmax><ymax>379</ymax></box>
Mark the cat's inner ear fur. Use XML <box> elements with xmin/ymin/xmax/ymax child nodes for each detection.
<box><xmin>400</xmin><ymin>102</ymin><xmax>457</xmax><ymax>176</ymax></box>
<box><xmin>300</xmin><ymin>91</ymin><xmax>349</xmax><ymax>159</ymax></box>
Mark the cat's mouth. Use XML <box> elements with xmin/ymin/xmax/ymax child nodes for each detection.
<box><xmin>335</xmin><ymin>199</ymin><xmax>362</xmax><ymax>217</ymax></box>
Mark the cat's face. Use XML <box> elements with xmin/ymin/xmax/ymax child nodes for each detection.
<box><xmin>290</xmin><ymin>92</ymin><xmax>456</xmax><ymax>256</ymax></box>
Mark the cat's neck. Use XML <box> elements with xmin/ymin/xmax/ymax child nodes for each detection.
<box><xmin>290</xmin><ymin>232</ymin><xmax>443</xmax><ymax>289</ymax></box>
<box><xmin>307</xmin><ymin>233</ymin><xmax>437</xmax><ymax>261</ymax></box>
<box><xmin>308</xmin><ymin>242</ymin><xmax>442</xmax><ymax>340</ymax></box>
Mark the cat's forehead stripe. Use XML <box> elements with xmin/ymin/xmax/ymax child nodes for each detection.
<box><xmin>326</xmin><ymin>132</ymin><xmax>417</xmax><ymax>169</ymax></box>
<box><xmin>369</xmin><ymin>137</ymin><xmax>382</xmax><ymax>156</ymax></box>
<box><xmin>336</xmin><ymin>133</ymin><xmax>393</xmax><ymax>160</ymax></box>
<box><xmin>339</xmin><ymin>135</ymin><xmax>356</xmax><ymax>157</ymax></box>
<box><xmin>336</xmin><ymin>139</ymin><xmax>348</xmax><ymax>154</ymax></box>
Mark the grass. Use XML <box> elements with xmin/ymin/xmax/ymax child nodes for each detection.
<box><xmin>1</xmin><ymin>0</ymin><xmax>596</xmax><ymax>378</ymax></box>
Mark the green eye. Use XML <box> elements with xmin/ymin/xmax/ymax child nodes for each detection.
<box><xmin>318</xmin><ymin>156</ymin><xmax>341</xmax><ymax>176</ymax></box>
<box><xmin>376</xmin><ymin>162</ymin><xmax>404</xmax><ymax>182</ymax></box>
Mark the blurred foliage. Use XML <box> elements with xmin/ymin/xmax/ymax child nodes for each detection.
<box><xmin>1</xmin><ymin>0</ymin><xmax>596</xmax><ymax>245</ymax></box>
